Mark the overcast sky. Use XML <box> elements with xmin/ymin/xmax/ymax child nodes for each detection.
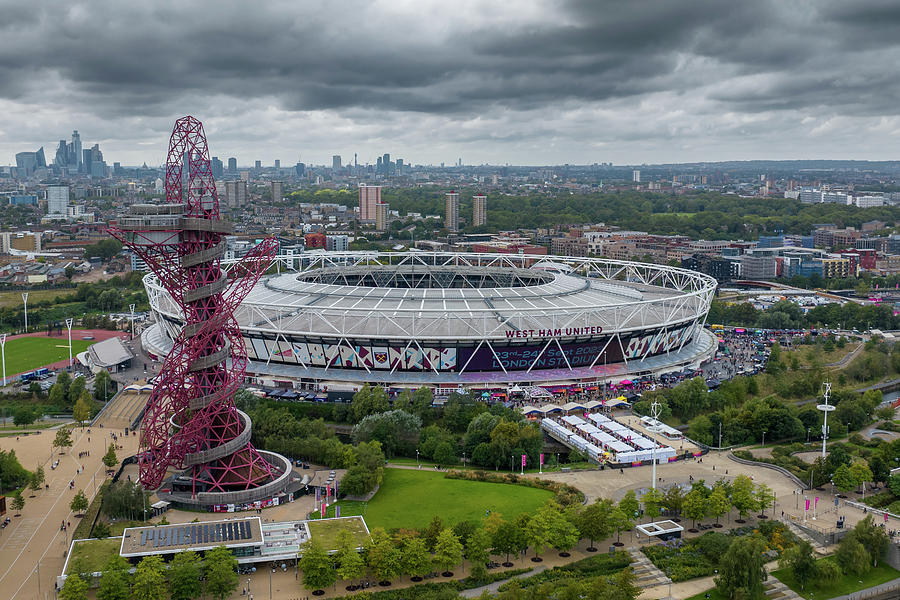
<box><xmin>3</xmin><ymin>0</ymin><xmax>900</xmax><ymax>167</ymax></box>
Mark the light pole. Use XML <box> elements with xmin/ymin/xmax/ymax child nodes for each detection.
<box><xmin>129</xmin><ymin>304</ymin><xmax>135</xmax><ymax>340</ymax></box>
<box><xmin>0</xmin><ymin>333</ymin><xmax>6</xmax><ymax>387</ymax></box>
<box><xmin>807</xmin><ymin>427</ymin><xmax>811</xmax><ymax>443</ymax></box>
<box><xmin>66</xmin><ymin>318</ymin><xmax>74</xmax><ymax>368</ymax></box>
<box><xmin>818</xmin><ymin>383</ymin><xmax>834</xmax><ymax>459</ymax></box>
<box><xmin>761</xmin><ymin>430</ymin><xmax>766</xmax><ymax>447</ymax></box>
<box><xmin>416</xmin><ymin>449</ymin><xmax>419</xmax><ymax>468</ymax></box>
<box><xmin>21</xmin><ymin>292</ymin><xmax>28</xmax><ymax>333</ymax></box>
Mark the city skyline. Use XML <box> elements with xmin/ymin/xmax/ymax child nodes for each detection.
<box><xmin>3</xmin><ymin>1</ymin><xmax>900</xmax><ymax>167</ymax></box>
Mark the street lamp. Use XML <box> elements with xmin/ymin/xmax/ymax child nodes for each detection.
<box><xmin>416</xmin><ymin>449</ymin><xmax>419</xmax><ymax>468</ymax></box>
<box><xmin>0</xmin><ymin>333</ymin><xmax>6</xmax><ymax>386</ymax></box>
<box><xmin>66</xmin><ymin>318</ymin><xmax>74</xmax><ymax>368</ymax></box>
<box><xmin>762</xmin><ymin>430</ymin><xmax>766</xmax><ymax>446</ymax></box>
<box><xmin>129</xmin><ymin>304</ymin><xmax>136</xmax><ymax>340</ymax></box>
<box><xmin>807</xmin><ymin>427</ymin><xmax>811</xmax><ymax>443</ymax></box>
<box><xmin>21</xmin><ymin>292</ymin><xmax>28</xmax><ymax>333</ymax></box>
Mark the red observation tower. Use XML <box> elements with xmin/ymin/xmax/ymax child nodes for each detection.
<box><xmin>110</xmin><ymin>116</ymin><xmax>292</xmax><ymax>506</ymax></box>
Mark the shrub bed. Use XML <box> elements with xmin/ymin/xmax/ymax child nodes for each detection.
<box><xmin>72</xmin><ymin>480</ymin><xmax>109</xmax><ymax>541</ymax></box>
<box><xmin>444</xmin><ymin>470</ymin><xmax>585</xmax><ymax>506</ymax></box>
<box><xmin>339</xmin><ymin>568</ymin><xmax>532</xmax><ymax>599</ymax></box>
<box><xmin>497</xmin><ymin>551</ymin><xmax>631</xmax><ymax>591</ymax></box>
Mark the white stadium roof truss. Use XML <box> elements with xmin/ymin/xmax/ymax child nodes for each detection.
<box><xmin>146</xmin><ymin>252</ymin><xmax>715</xmax><ymax>376</ymax></box>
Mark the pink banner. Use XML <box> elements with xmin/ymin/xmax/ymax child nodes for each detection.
<box><xmin>815</xmin><ymin>497</ymin><xmax>819</xmax><ymax>507</ymax></box>
<box><xmin>321</xmin><ymin>502</ymin><xmax>326</xmax><ymax>518</ymax></box>
<box><xmin>540</xmin><ymin>453</ymin><xmax>544</xmax><ymax>465</ymax></box>
<box><xmin>521</xmin><ymin>454</ymin><xmax>527</xmax><ymax>467</ymax></box>
<box><xmin>805</xmin><ymin>499</ymin><xmax>810</xmax><ymax>511</ymax></box>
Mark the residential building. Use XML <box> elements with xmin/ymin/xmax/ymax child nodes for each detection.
<box><xmin>473</xmin><ymin>194</ymin><xmax>487</xmax><ymax>227</ymax></box>
<box><xmin>228</xmin><ymin>157</ymin><xmax>237</xmax><ymax>173</ymax></box>
<box><xmin>358</xmin><ymin>184</ymin><xmax>381</xmax><ymax>222</ymax></box>
<box><xmin>47</xmin><ymin>186</ymin><xmax>70</xmax><ymax>215</ymax></box>
<box><xmin>375</xmin><ymin>202</ymin><xmax>389</xmax><ymax>232</ymax></box>
<box><xmin>332</xmin><ymin>155</ymin><xmax>342</xmax><ymax>170</ymax></box>
<box><xmin>271</xmin><ymin>181</ymin><xmax>283</xmax><ymax>202</ymax></box>
<box><xmin>326</xmin><ymin>235</ymin><xmax>349</xmax><ymax>252</ymax></box>
<box><xmin>632</xmin><ymin>170</ymin><xmax>640</xmax><ymax>183</ymax></box>
<box><xmin>305</xmin><ymin>233</ymin><xmax>326</xmax><ymax>249</ymax></box>
<box><xmin>224</xmin><ymin>180</ymin><xmax>248</xmax><ymax>208</ymax></box>
<box><xmin>445</xmin><ymin>191</ymin><xmax>459</xmax><ymax>231</ymax></box>
<box><xmin>9</xmin><ymin>194</ymin><xmax>37</xmax><ymax>206</ymax></box>
<box><xmin>740</xmin><ymin>255</ymin><xmax>777</xmax><ymax>279</ymax></box>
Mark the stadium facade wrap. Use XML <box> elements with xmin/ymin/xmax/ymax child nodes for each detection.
<box><xmin>143</xmin><ymin>252</ymin><xmax>718</xmax><ymax>389</ymax></box>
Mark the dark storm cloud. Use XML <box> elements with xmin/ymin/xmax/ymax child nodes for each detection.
<box><xmin>3</xmin><ymin>0</ymin><xmax>900</xmax><ymax>164</ymax></box>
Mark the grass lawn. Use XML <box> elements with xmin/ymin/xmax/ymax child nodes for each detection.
<box><xmin>306</xmin><ymin>516</ymin><xmax>370</xmax><ymax>552</ymax></box>
<box><xmin>313</xmin><ymin>468</ymin><xmax>554</xmax><ymax>530</ymax></box>
<box><xmin>685</xmin><ymin>589</ymin><xmax>727</xmax><ymax>600</ymax></box>
<box><xmin>0</xmin><ymin>288</ymin><xmax>75</xmax><ymax>308</ymax></box>
<box><xmin>773</xmin><ymin>559</ymin><xmax>900</xmax><ymax>599</ymax></box>
<box><xmin>2</xmin><ymin>336</ymin><xmax>94</xmax><ymax>375</ymax></box>
<box><xmin>66</xmin><ymin>537</ymin><xmax>122</xmax><ymax>574</ymax></box>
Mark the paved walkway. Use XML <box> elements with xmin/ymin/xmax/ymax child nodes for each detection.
<box><xmin>459</xmin><ymin>564</ymin><xmax>549</xmax><ymax>598</ymax></box>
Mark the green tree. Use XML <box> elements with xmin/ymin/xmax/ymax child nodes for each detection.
<box><xmin>169</xmin><ymin>550</ymin><xmax>203</xmax><ymax>600</ymax></box>
<box><xmin>753</xmin><ymin>483</ymin><xmax>776</xmax><ymax>516</ymax></box>
<box><xmin>730</xmin><ymin>475</ymin><xmax>755</xmax><ymax>520</ymax></box>
<box><xmin>49</xmin><ymin>382</ymin><xmax>67</xmax><ymax>406</ymax></box>
<box><xmin>97</xmin><ymin>555</ymin><xmax>131</xmax><ymax>600</ymax></box>
<box><xmin>432</xmin><ymin>440</ymin><xmax>458</xmax><ymax>466</ymax></box>
<box><xmin>204</xmin><ymin>546</ymin><xmax>239</xmax><ymax>600</ymax></box>
<box><xmin>817</xmin><ymin>558</ymin><xmax>842</xmax><ymax>585</ymax></box>
<box><xmin>350</xmin><ymin>384</ymin><xmax>390</xmax><ymax>423</ymax></box>
<box><xmin>334</xmin><ymin>530</ymin><xmax>365</xmax><ymax>586</ymax></box>
<box><xmin>715</xmin><ymin>536</ymin><xmax>768</xmax><ymax>600</ymax></box>
<box><xmin>609</xmin><ymin>506</ymin><xmax>634</xmax><ymax>544</ymax></box>
<box><xmin>661</xmin><ymin>483</ymin><xmax>686</xmax><ymax>516</ymax></box>
<box><xmin>401</xmin><ymin>536</ymin><xmax>432</xmax><ymax>580</ymax></box>
<box><xmin>10</xmin><ymin>490</ymin><xmax>24</xmax><ymax>514</ymax></box>
<box><xmin>708</xmin><ymin>485</ymin><xmax>731</xmax><ymax>525</ymax></box>
<box><xmin>351</xmin><ymin>409</ymin><xmax>421</xmax><ymax>458</ymax></box>
<box><xmin>548</xmin><ymin>507</ymin><xmax>580</xmax><ymax>555</ymax></box>
<box><xmin>13</xmin><ymin>406</ymin><xmax>37</xmax><ymax>428</ymax></box>
<box><xmin>423</xmin><ymin>516</ymin><xmax>445</xmax><ymax>552</ymax></box>
<box><xmin>641</xmin><ymin>487</ymin><xmax>664</xmax><ymax>521</ymax></box>
<box><xmin>853</xmin><ymin>515</ymin><xmax>889</xmax><ymax>567</ymax></box>
<box><xmin>29</xmin><ymin>465</ymin><xmax>45</xmax><ymax>496</ymax></box>
<box><xmin>133</xmin><ymin>555</ymin><xmax>166</xmax><ymax>600</ymax></box>
<box><xmin>833</xmin><ymin>463</ymin><xmax>857</xmax><ymax>493</ymax></box>
<box><xmin>849</xmin><ymin>460</ymin><xmax>874</xmax><ymax>494</ymax></box>
<box><xmin>54</xmin><ymin>428</ymin><xmax>73</xmax><ymax>453</ymax></box>
<box><xmin>683</xmin><ymin>488</ymin><xmax>708</xmax><ymax>528</ymax></box>
<box><xmin>492</xmin><ymin>519</ymin><xmax>526</xmax><ymax>565</ymax></box>
<box><xmin>433</xmin><ymin>528</ymin><xmax>464</xmax><ymax>574</ymax></box>
<box><xmin>619</xmin><ymin>489</ymin><xmax>640</xmax><ymax>520</ymax></box>
<box><xmin>56</xmin><ymin>371</ymin><xmax>72</xmax><ymax>397</ymax></box>
<box><xmin>465</xmin><ymin>527</ymin><xmax>492</xmax><ymax>578</ymax></box>
<box><xmin>70</xmin><ymin>490</ymin><xmax>89</xmax><ymax>515</ymax></box>
<box><xmin>103</xmin><ymin>443</ymin><xmax>118</xmax><ymax>469</ymax></box>
<box><xmin>73</xmin><ymin>391</ymin><xmax>92</xmax><ymax>427</ymax></box>
<box><xmin>300</xmin><ymin>539</ymin><xmax>335</xmax><ymax>592</ymax></box>
<box><xmin>365</xmin><ymin>528</ymin><xmax>402</xmax><ymax>583</ymax></box>
<box><xmin>59</xmin><ymin>574</ymin><xmax>89</xmax><ymax>600</ymax></box>
<box><xmin>835</xmin><ymin>534</ymin><xmax>871</xmax><ymax>576</ymax></box>
<box><xmin>94</xmin><ymin>369</ymin><xmax>113</xmax><ymax>403</ymax></box>
<box><xmin>68</xmin><ymin>376</ymin><xmax>87</xmax><ymax>407</ymax></box>
<box><xmin>779</xmin><ymin>541</ymin><xmax>817</xmax><ymax>590</ymax></box>
<box><xmin>578</xmin><ymin>498</ymin><xmax>613</xmax><ymax>550</ymax></box>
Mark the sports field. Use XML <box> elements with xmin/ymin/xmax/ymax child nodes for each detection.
<box><xmin>317</xmin><ymin>468</ymin><xmax>554</xmax><ymax>530</ymax></box>
<box><xmin>2</xmin><ymin>336</ymin><xmax>95</xmax><ymax>377</ymax></box>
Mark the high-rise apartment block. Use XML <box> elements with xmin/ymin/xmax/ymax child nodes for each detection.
<box><xmin>254</xmin><ymin>160</ymin><xmax>261</xmax><ymax>170</ymax></box>
<box><xmin>375</xmin><ymin>202</ymin><xmax>389</xmax><ymax>232</ymax></box>
<box><xmin>225</xmin><ymin>180</ymin><xmax>248</xmax><ymax>208</ymax></box>
<box><xmin>47</xmin><ymin>185</ymin><xmax>70</xmax><ymax>215</ymax></box>
<box><xmin>445</xmin><ymin>191</ymin><xmax>460</xmax><ymax>231</ymax></box>
<box><xmin>332</xmin><ymin>155</ymin><xmax>342</xmax><ymax>170</ymax></box>
<box><xmin>271</xmin><ymin>181</ymin><xmax>283</xmax><ymax>203</ymax></box>
<box><xmin>358</xmin><ymin>184</ymin><xmax>382</xmax><ymax>222</ymax></box>
<box><xmin>211</xmin><ymin>156</ymin><xmax>224</xmax><ymax>178</ymax></box>
<box><xmin>227</xmin><ymin>157</ymin><xmax>237</xmax><ymax>173</ymax></box>
<box><xmin>633</xmin><ymin>170</ymin><xmax>641</xmax><ymax>182</ymax></box>
<box><xmin>473</xmin><ymin>194</ymin><xmax>487</xmax><ymax>227</ymax></box>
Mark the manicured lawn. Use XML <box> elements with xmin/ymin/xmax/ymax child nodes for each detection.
<box><xmin>306</xmin><ymin>516</ymin><xmax>369</xmax><ymax>552</ymax></box>
<box><xmin>66</xmin><ymin>537</ymin><xmax>122</xmax><ymax>575</ymax></box>
<box><xmin>2</xmin><ymin>336</ymin><xmax>94</xmax><ymax>376</ymax></box>
<box><xmin>685</xmin><ymin>589</ymin><xmax>727</xmax><ymax>600</ymax></box>
<box><xmin>315</xmin><ymin>468</ymin><xmax>554</xmax><ymax>530</ymax></box>
<box><xmin>773</xmin><ymin>559</ymin><xmax>900</xmax><ymax>599</ymax></box>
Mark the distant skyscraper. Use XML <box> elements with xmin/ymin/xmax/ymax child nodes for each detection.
<box><xmin>227</xmin><ymin>157</ymin><xmax>237</xmax><ymax>173</ymax></box>
<box><xmin>274</xmin><ymin>159</ymin><xmax>280</xmax><ymax>169</ymax></box>
<box><xmin>47</xmin><ymin>185</ymin><xmax>70</xmax><ymax>215</ymax></box>
<box><xmin>211</xmin><ymin>156</ymin><xmax>224</xmax><ymax>178</ymax></box>
<box><xmin>445</xmin><ymin>191</ymin><xmax>459</xmax><ymax>231</ymax></box>
<box><xmin>383</xmin><ymin>153</ymin><xmax>391</xmax><ymax>175</ymax></box>
<box><xmin>376</xmin><ymin>156</ymin><xmax>383</xmax><ymax>173</ymax></box>
<box><xmin>473</xmin><ymin>194</ymin><xmax>487</xmax><ymax>227</ymax></box>
<box><xmin>54</xmin><ymin>140</ymin><xmax>69</xmax><ymax>168</ymax></box>
<box><xmin>240</xmin><ymin>170</ymin><xmax>250</xmax><ymax>183</ymax></box>
<box><xmin>254</xmin><ymin>160</ymin><xmax>261</xmax><ymax>170</ymax></box>
<box><xmin>15</xmin><ymin>147</ymin><xmax>46</xmax><ymax>177</ymax></box>
<box><xmin>358</xmin><ymin>184</ymin><xmax>381</xmax><ymax>222</ymax></box>
<box><xmin>375</xmin><ymin>202</ymin><xmax>389</xmax><ymax>232</ymax></box>
<box><xmin>295</xmin><ymin>162</ymin><xmax>306</xmax><ymax>177</ymax></box>
<box><xmin>633</xmin><ymin>170</ymin><xmax>641</xmax><ymax>183</ymax></box>
<box><xmin>271</xmin><ymin>181</ymin><xmax>283</xmax><ymax>202</ymax></box>
<box><xmin>332</xmin><ymin>155</ymin><xmax>342</xmax><ymax>170</ymax></box>
<box><xmin>71</xmin><ymin>130</ymin><xmax>82</xmax><ymax>170</ymax></box>
<box><xmin>396</xmin><ymin>158</ymin><xmax>404</xmax><ymax>174</ymax></box>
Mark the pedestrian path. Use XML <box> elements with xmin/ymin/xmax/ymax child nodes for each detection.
<box><xmin>764</xmin><ymin>574</ymin><xmax>803</xmax><ymax>599</ymax></box>
<box><xmin>784</xmin><ymin>519</ymin><xmax>828</xmax><ymax>555</ymax></box>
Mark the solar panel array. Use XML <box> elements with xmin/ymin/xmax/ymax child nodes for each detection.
<box><xmin>137</xmin><ymin>520</ymin><xmax>254</xmax><ymax>547</ymax></box>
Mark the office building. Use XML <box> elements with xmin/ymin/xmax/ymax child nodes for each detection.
<box><xmin>358</xmin><ymin>184</ymin><xmax>381</xmax><ymax>222</ymax></box>
<box><xmin>271</xmin><ymin>181</ymin><xmax>283</xmax><ymax>203</ymax></box>
<box><xmin>71</xmin><ymin>130</ymin><xmax>82</xmax><ymax>169</ymax></box>
<box><xmin>227</xmin><ymin>157</ymin><xmax>237</xmax><ymax>173</ymax></box>
<box><xmin>382</xmin><ymin>153</ymin><xmax>391</xmax><ymax>175</ymax></box>
<box><xmin>633</xmin><ymin>170</ymin><xmax>641</xmax><ymax>183</ymax></box>
<box><xmin>9</xmin><ymin>194</ymin><xmax>37</xmax><ymax>206</ymax></box>
<box><xmin>254</xmin><ymin>160</ymin><xmax>261</xmax><ymax>170</ymax></box>
<box><xmin>224</xmin><ymin>180</ymin><xmax>248</xmax><ymax>209</ymax></box>
<box><xmin>54</xmin><ymin>140</ymin><xmax>69</xmax><ymax>168</ymax></box>
<box><xmin>375</xmin><ymin>202</ymin><xmax>389</xmax><ymax>232</ymax></box>
<box><xmin>295</xmin><ymin>162</ymin><xmax>306</xmax><ymax>177</ymax></box>
<box><xmin>15</xmin><ymin>147</ymin><xmax>46</xmax><ymax>177</ymax></box>
<box><xmin>332</xmin><ymin>155</ymin><xmax>342</xmax><ymax>170</ymax></box>
<box><xmin>47</xmin><ymin>185</ymin><xmax>70</xmax><ymax>215</ymax></box>
<box><xmin>211</xmin><ymin>156</ymin><xmax>224</xmax><ymax>179</ymax></box>
<box><xmin>472</xmin><ymin>194</ymin><xmax>487</xmax><ymax>227</ymax></box>
<box><xmin>274</xmin><ymin>159</ymin><xmax>280</xmax><ymax>169</ymax></box>
<box><xmin>445</xmin><ymin>191</ymin><xmax>459</xmax><ymax>231</ymax></box>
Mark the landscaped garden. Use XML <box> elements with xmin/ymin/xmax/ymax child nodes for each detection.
<box><xmin>773</xmin><ymin>558</ymin><xmax>899</xmax><ymax>599</ymax></box>
<box><xmin>66</xmin><ymin>537</ymin><xmax>122</xmax><ymax>575</ymax></box>
<box><xmin>307</xmin><ymin>516</ymin><xmax>370</xmax><ymax>551</ymax></box>
<box><xmin>312</xmin><ymin>467</ymin><xmax>555</xmax><ymax>529</ymax></box>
